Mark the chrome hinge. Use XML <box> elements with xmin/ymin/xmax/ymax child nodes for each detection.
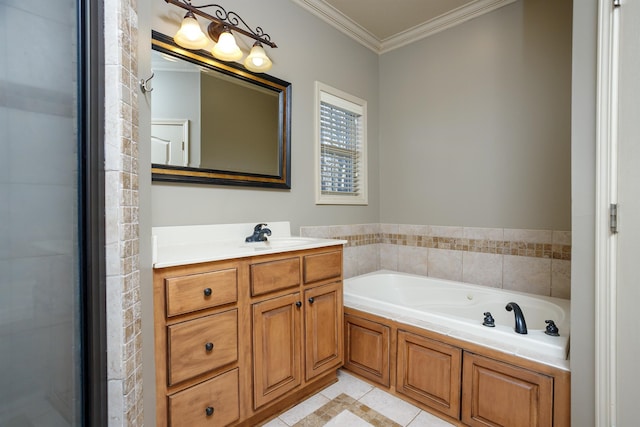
<box><xmin>613</xmin><ymin>0</ymin><xmax>621</xmax><ymax>7</ymax></box>
<box><xmin>610</xmin><ymin>203</ymin><xmax>618</xmax><ymax>234</ymax></box>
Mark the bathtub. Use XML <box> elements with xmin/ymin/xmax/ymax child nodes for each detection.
<box><xmin>343</xmin><ymin>270</ymin><xmax>570</xmax><ymax>366</ymax></box>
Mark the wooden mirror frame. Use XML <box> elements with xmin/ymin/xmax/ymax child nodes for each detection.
<box><xmin>150</xmin><ymin>30</ymin><xmax>292</xmax><ymax>189</ymax></box>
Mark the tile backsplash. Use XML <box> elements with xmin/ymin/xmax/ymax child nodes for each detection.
<box><xmin>300</xmin><ymin>224</ymin><xmax>571</xmax><ymax>299</ymax></box>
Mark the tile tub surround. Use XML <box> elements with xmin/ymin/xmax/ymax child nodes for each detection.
<box><xmin>300</xmin><ymin>224</ymin><xmax>571</xmax><ymax>299</ymax></box>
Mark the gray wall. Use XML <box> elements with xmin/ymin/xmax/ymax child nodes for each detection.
<box><xmin>150</xmin><ymin>0</ymin><xmax>381</xmax><ymax>233</ymax></box>
<box><xmin>570</xmin><ymin>1</ymin><xmax>596</xmax><ymax>425</ymax></box>
<box><xmin>145</xmin><ymin>1</ymin><xmax>595</xmax><ymax>424</ymax></box>
<box><xmin>378</xmin><ymin>1</ymin><xmax>572</xmax><ymax>230</ymax></box>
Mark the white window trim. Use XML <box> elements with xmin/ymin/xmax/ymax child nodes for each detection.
<box><xmin>314</xmin><ymin>81</ymin><xmax>368</xmax><ymax>205</ymax></box>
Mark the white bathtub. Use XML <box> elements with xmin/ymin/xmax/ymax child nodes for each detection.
<box><xmin>344</xmin><ymin>270</ymin><xmax>570</xmax><ymax>366</ymax></box>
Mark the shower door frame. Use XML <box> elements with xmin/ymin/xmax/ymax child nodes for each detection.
<box><xmin>78</xmin><ymin>0</ymin><xmax>108</xmax><ymax>425</ymax></box>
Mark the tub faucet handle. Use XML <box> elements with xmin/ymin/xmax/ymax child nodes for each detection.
<box><xmin>545</xmin><ymin>319</ymin><xmax>560</xmax><ymax>336</ymax></box>
<box><xmin>482</xmin><ymin>312</ymin><xmax>495</xmax><ymax>327</ymax></box>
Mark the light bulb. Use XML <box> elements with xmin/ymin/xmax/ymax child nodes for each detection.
<box><xmin>244</xmin><ymin>42</ymin><xmax>272</xmax><ymax>73</ymax></box>
<box><xmin>211</xmin><ymin>31</ymin><xmax>243</xmax><ymax>62</ymax></box>
<box><xmin>173</xmin><ymin>14</ymin><xmax>208</xmax><ymax>50</ymax></box>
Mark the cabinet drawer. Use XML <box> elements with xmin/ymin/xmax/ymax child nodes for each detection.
<box><xmin>168</xmin><ymin>368</ymin><xmax>240</xmax><ymax>427</ymax></box>
<box><xmin>303</xmin><ymin>250</ymin><xmax>342</xmax><ymax>284</ymax></box>
<box><xmin>167</xmin><ymin>309</ymin><xmax>238</xmax><ymax>385</ymax></box>
<box><xmin>251</xmin><ymin>257</ymin><xmax>300</xmax><ymax>296</ymax></box>
<box><xmin>165</xmin><ymin>268</ymin><xmax>237</xmax><ymax>317</ymax></box>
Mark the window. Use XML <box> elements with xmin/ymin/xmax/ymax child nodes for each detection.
<box><xmin>315</xmin><ymin>82</ymin><xmax>368</xmax><ymax>205</ymax></box>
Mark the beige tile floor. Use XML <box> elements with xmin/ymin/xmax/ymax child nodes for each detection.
<box><xmin>261</xmin><ymin>370</ymin><xmax>455</xmax><ymax>427</ymax></box>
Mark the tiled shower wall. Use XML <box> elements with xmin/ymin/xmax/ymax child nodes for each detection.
<box><xmin>300</xmin><ymin>224</ymin><xmax>571</xmax><ymax>299</ymax></box>
<box><xmin>104</xmin><ymin>0</ymin><xmax>143</xmax><ymax>425</ymax></box>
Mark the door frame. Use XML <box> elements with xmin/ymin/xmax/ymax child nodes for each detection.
<box><xmin>595</xmin><ymin>0</ymin><xmax>620</xmax><ymax>425</ymax></box>
<box><xmin>79</xmin><ymin>0</ymin><xmax>108</xmax><ymax>424</ymax></box>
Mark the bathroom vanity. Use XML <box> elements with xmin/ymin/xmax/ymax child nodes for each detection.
<box><xmin>152</xmin><ymin>223</ymin><xmax>345</xmax><ymax>426</ymax></box>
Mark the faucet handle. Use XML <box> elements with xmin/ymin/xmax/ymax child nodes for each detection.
<box><xmin>482</xmin><ymin>312</ymin><xmax>495</xmax><ymax>327</ymax></box>
<box><xmin>254</xmin><ymin>223</ymin><xmax>268</xmax><ymax>231</ymax></box>
<box><xmin>544</xmin><ymin>320</ymin><xmax>560</xmax><ymax>336</ymax></box>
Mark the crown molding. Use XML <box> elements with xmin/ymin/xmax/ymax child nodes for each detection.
<box><xmin>380</xmin><ymin>0</ymin><xmax>517</xmax><ymax>53</ymax></box>
<box><xmin>289</xmin><ymin>0</ymin><xmax>381</xmax><ymax>52</ymax></box>
<box><xmin>291</xmin><ymin>0</ymin><xmax>517</xmax><ymax>54</ymax></box>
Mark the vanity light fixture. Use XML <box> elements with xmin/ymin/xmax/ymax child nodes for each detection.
<box><xmin>173</xmin><ymin>10</ymin><xmax>209</xmax><ymax>49</ymax></box>
<box><xmin>210</xmin><ymin>28</ymin><xmax>243</xmax><ymax>62</ymax></box>
<box><xmin>166</xmin><ymin>0</ymin><xmax>277</xmax><ymax>72</ymax></box>
<box><xmin>244</xmin><ymin>42</ymin><xmax>272</xmax><ymax>73</ymax></box>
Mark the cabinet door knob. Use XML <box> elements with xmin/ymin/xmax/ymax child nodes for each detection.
<box><xmin>205</xmin><ymin>406</ymin><xmax>215</xmax><ymax>416</ymax></box>
<box><xmin>308</xmin><ymin>297</ymin><xmax>315</xmax><ymax>304</ymax></box>
<box><xmin>205</xmin><ymin>342</ymin><xmax>214</xmax><ymax>351</ymax></box>
<box><xmin>295</xmin><ymin>301</ymin><xmax>302</xmax><ymax>308</ymax></box>
<box><xmin>203</xmin><ymin>288</ymin><xmax>212</xmax><ymax>297</ymax></box>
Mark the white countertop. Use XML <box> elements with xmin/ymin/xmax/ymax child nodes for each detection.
<box><xmin>152</xmin><ymin>222</ymin><xmax>347</xmax><ymax>268</ymax></box>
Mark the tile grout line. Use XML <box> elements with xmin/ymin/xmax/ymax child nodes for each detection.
<box><xmin>404</xmin><ymin>409</ymin><xmax>424</xmax><ymax>427</ymax></box>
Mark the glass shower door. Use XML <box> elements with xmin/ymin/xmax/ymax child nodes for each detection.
<box><xmin>0</xmin><ymin>0</ymin><xmax>84</xmax><ymax>424</ymax></box>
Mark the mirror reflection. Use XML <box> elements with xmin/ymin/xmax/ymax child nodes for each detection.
<box><xmin>150</xmin><ymin>31</ymin><xmax>292</xmax><ymax>188</ymax></box>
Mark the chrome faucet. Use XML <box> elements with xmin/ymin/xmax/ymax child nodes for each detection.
<box><xmin>245</xmin><ymin>223</ymin><xmax>272</xmax><ymax>242</ymax></box>
<box><xmin>505</xmin><ymin>302</ymin><xmax>528</xmax><ymax>334</ymax></box>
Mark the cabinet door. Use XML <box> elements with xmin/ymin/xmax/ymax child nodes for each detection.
<box><xmin>396</xmin><ymin>330</ymin><xmax>461</xmax><ymax>419</ymax></box>
<box><xmin>462</xmin><ymin>352</ymin><xmax>553</xmax><ymax>427</ymax></box>
<box><xmin>344</xmin><ymin>314</ymin><xmax>390</xmax><ymax>386</ymax></box>
<box><xmin>304</xmin><ymin>282</ymin><xmax>343</xmax><ymax>381</ymax></box>
<box><xmin>253</xmin><ymin>293</ymin><xmax>302</xmax><ymax>409</ymax></box>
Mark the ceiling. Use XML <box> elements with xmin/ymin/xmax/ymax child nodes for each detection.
<box><xmin>291</xmin><ymin>0</ymin><xmax>516</xmax><ymax>53</ymax></box>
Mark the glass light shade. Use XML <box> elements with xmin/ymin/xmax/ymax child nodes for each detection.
<box><xmin>244</xmin><ymin>43</ymin><xmax>272</xmax><ymax>73</ymax></box>
<box><xmin>174</xmin><ymin>15</ymin><xmax>208</xmax><ymax>50</ymax></box>
<box><xmin>211</xmin><ymin>31</ymin><xmax>243</xmax><ymax>62</ymax></box>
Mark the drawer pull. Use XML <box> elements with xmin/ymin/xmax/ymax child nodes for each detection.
<box><xmin>295</xmin><ymin>301</ymin><xmax>302</xmax><ymax>308</ymax></box>
<box><xmin>203</xmin><ymin>288</ymin><xmax>212</xmax><ymax>297</ymax></box>
<box><xmin>308</xmin><ymin>297</ymin><xmax>315</xmax><ymax>304</ymax></box>
<box><xmin>205</xmin><ymin>342</ymin><xmax>214</xmax><ymax>352</ymax></box>
<box><xmin>205</xmin><ymin>406</ymin><xmax>215</xmax><ymax>416</ymax></box>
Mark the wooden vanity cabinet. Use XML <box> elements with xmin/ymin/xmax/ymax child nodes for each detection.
<box><xmin>153</xmin><ymin>260</ymin><xmax>241</xmax><ymax>427</ymax></box>
<box><xmin>250</xmin><ymin>248</ymin><xmax>344</xmax><ymax>409</ymax></box>
<box><xmin>343</xmin><ymin>308</ymin><xmax>570</xmax><ymax>427</ymax></box>
<box><xmin>154</xmin><ymin>245</ymin><xmax>344</xmax><ymax>426</ymax></box>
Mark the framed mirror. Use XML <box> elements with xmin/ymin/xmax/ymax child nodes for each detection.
<box><xmin>150</xmin><ymin>30</ymin><xmax>292</xmax><ymax>189</ymax></box>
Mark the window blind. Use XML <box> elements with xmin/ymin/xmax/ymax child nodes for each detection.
<box><xmin>320</xmin><ymin>101</ymin><xmax>362</xmax><ymax>196</ymax></box>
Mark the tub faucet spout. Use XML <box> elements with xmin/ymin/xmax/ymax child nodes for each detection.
<box><xmin>505</xmin><ymin>302</ymin><xmax>528</xmax><ymax>334</ymax></box>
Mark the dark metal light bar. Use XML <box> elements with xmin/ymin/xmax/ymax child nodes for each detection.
<box><xmin>165</xmin><ymin>0</ymin><xmax>278</xmax><ymax>49</ymax></box>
